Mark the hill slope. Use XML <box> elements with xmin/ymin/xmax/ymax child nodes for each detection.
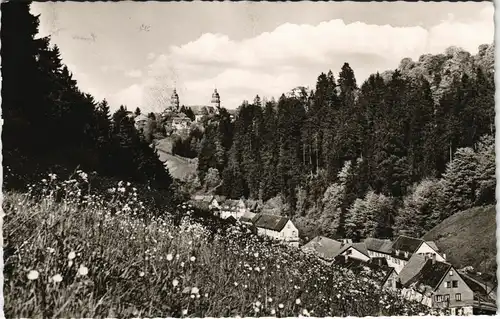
<box><xmin>422</xmin><ymin>205</ymin><xmax>497</xmax><ymax>275</ymax></box>
<box><xmin>155</xmin><ymin>137</ymin><xmax>198</xmax><ymax>182</ymax></box>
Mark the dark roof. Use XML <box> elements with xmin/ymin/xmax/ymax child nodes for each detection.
<box><xmin>253</xmin><ymin>213</ymin><xmax>290</xmax><ymax>232</ymax></box>
<box><xmin>364</xmin><ymin>238</ymin><xmax>393</xmax><ymax>254</ymax></box>
<box><xmin>333</xmin><ymin>255</ymin><xmax>394</xmax><ymax>286</ymax></box>
<box><xmin>240</xmin><ymin>212</ymin><xmax>258</xmax><ymax>224</ymax></box>
<box><xmin>338</xmin><ymin>242</ymin><xmax>370</xmax><ymax>257</ymax></box>
<box><xmin>301</xmin><ymin>236</ymin><xmax>343</xmax><ymax>261</ymax></box>
<box><xmin>460</xmin><ymin>272</ymin><xmax>497</xmax><ymax>303</ymax></box>
<box><xmin>398</xmin><ymin>253</ymin><xmax>428</xmax><ymax>286</ymax></box>
<box><xmin>405</xmin><ymin>260</ymin><xmax>451</xmax><ymax>291</ymax></box>
<box><xmin>391</xmin><ymin>235</ymin><xmax>424</xmax><ymax>254</ymax></box>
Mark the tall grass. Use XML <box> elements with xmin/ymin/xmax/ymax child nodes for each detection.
<box><xmin>4</xmin><ymin>172</ymin><xmax>431</xmax><ymax>317</ymax></box>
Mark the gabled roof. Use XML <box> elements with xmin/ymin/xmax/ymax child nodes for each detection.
<box><xmin>405</xmin><ymin>260</ymin><xmax>452</xmax><ymax>291</ymax></box>
<box><xmin>460</xmin><ymin>272</ymin><xmax>497</xmax><ymax>304</ymax></box>
<box><xmin>333</xmin><ymin>255</ymin><xmax>395</xmax><ymax>286</ymax></box>
<box><xmin>301</xmin><ymin>236</ymin><xmax>343</xmax><ymax>261</ymax></box>
<box><xmin>253</xmin><ymin>213</ymin><xmax>290</xmax><ymax>232</ymax></box>
<box><xmin>425</xmin><ymin>241</ymin><xmax>440</xmax><ymax>252</ymax></box>
<box><xmin>398</xmin><ymin>253</ymin><xmax>428</xmax><ymax>286</ymax></box>
<box><xmin>364</xmin><ymin>238</ymin><xmax>393</xmax><ymax>254</ymax></box>
<box><xmin>240</xmin><ymin>211</ymin><xmax>258</xmax><ymax>224</ymax></box>
<box><xmin>338</xmin><ymin>242</ymin><xmax>370</xmax><ymax>258</ymax></box>
<box><xmin>391</xmin><ymin>235</ymin><xmax>425</xmax><ymax>254</ymax></box>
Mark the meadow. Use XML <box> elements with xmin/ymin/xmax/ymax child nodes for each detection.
<box><xmin>3</xmin><ymin>172</ymin><xmax>431</xmax><ymax>317</ymax></box>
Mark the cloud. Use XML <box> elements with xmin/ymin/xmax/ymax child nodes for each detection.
<box><xmin>111</xmin><ymin>7</ymin><xmax>494</xmax><ymax>111</ymax></box>
<box><xmin>125</xmin><ymin>69</ymin><xmax>143</xmax><ymax>78</ymax></box>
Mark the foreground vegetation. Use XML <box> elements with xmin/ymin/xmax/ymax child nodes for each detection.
<box><xmin>4</xmin><ymin>174</ymin><xmax>431</xmax><ymax>317</ymax></box>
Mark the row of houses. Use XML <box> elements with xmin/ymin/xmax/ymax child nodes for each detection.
<box><xmin>302</xmin><ymin>235</ymin><xmax>497</xmax><ymax>315</ymax></box>
<box><xmin>190</xmin><ymin>195</ymin><xmax>300</xmax><ymax>247</ymax></box>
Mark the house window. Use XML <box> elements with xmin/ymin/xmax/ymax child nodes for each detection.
<box><xmin>449</xmin><ymin>270</ymin><xmax>454</xmax><ymax>276</ymax></box>
<box><xmin>436</xmin><ymin>295</ymin><xmax>443</xmax><ymax>302</ymax></box>
<box><xmin>346</xmin><ymin>249</ymin><xmax>352</xmax><ymax>255</ymax></box>
<box><xmin>452</xmin><ymin>280</ymin><xmax>458</xmax><ymax>288</ymax></box>
<box><xmin>455</xmin><ymin>293</ymin><xmax>462</xmax><ymax>301</ymax></box>
<box><xmin>444</xmin><ymin>281</ymin><xmax>451</xmax><ymax>288</ymax></box>
<box><xmin>444</xmin><ymin>294</ymin><xmax>450</xmax><ymax>302</ymax></box>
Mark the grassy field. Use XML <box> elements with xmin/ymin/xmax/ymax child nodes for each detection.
<box><xmin>155</xmin><ymin>137</ymin><xmax>198</xmax><ymax>182</ymax></box>
<box><xmin>422</xmin><ymin>205</ymin><xmax>497</xmax><ymax>276</ymax></box>
<box><xmin>3</xmin><ymin>173</ymin><xmax>431</xmax><ymax>317</ymax></box>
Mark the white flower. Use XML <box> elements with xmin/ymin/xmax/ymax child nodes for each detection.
<box><xmin>139</xmin><ymin>271</ymin><xmax>145</xmax><ymax>277</ymax></box>
<box><xmin>68</xmin><ymin>251</ymin><xmax>76</xmax><ymax>260</ymax></box>
<box><xmin>78</xmin><ymin>265</ymin><xmax>89</xmax><ymax>276</ymax></box>
<box><xmin>255</xmin><ymin>301</ymin><xmax>261</xmax><ymax>307</ymax></box>
<box><xmin>303</xmin><ymin>309</ymin><xmax>310</xmax><ymax>316</ymax></box>
<box><xmin>271</xmin><ymin>309</ymin><xmax>276</xmax><ymax>315</ymax></box>
<box><xmin>278</xmin><ymin>303</ymin><xmax>284</xmax><ymax>309</ymax></box>
<box><xmin>295</xmin><ymin>298</ymin><xmax>301</xmax><ymax>305</ymax></box>
<box><xmin>52</xmin><ymin>274</ymin><xmax>63</xmax><ymax>283</ymax></box>
<box><xmin>166</xmin><ymin>254</ymin><xmax>173</xmax><ymax>261</ymax></box>
<box><xmin>268</xmin><ymin>297</ymin><xmax>273</xmax><ymax>302</ymax></box>
<box><xmin>254</xmin><ymin>252</ymin><xmax>259</xmax><ymax>258</ymax></box>
<box><xmin>191</xmin><ymin>287</ymin><xmax>199</xmax><ymax>294</ymax></box>
<box><xmin>172</xmin><ymin>279</ymin><xmax>179</xmax><ymax>287</ymax></box>
<box><xmin>180</xmin><ymin>262</ymin><xmax>185</xmax><ymax>267</ymax></box>
<box><xmin>234</xmin><ymin>282</ymin><xmax>238</xmax><ymax>286</ymax></box>
<box><xmin>27</xmin><ymin>270</ymin><xmax>39</xmax><ymax>280</ymax></box>
<box><xmin>182</xmin><ymin>309</ymin><xmax>188</xmax><ymax>315</ymax></box>
<box><xmin>190</xmin><ymin>256</ymin><xmax>196</xmax><ymax>262</ymax></box>
<box><xmin>47</xmin><ymin>247</ymin><xmax>55</xmax><ymax>254</ymax></box>
<box><xmin>204</xmin><ymin>293</ymin><xmax>209</xmax><ymax>298</ymax></box>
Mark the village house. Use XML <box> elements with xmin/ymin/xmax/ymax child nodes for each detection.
<box><xmin>240</xmin><ymin>211</ymin><xmax>258</xmax><ymax>226</ymax></box>
<box><xmin>218</xmin><ymin>198</ymin><xmax>249</xmax><ymax>220</ymax></box>
<box><xmin>301</xmin><ymin>237</ymin><xmax>370</xmax><ymax>263</ymax></box>
<box><xmin>252</xmin><ymin>213</ymin><xmax>299</xmax><ymax>248</ymax></box>
<box><xmin>365</xmin><ymin>236</ymin><xmax>446</xmax><ymax>274</ymax></box>
<box><xmin>333</xmin><ymin>255</ymin><xmax>399</xmax><ymax>291</ymax></box>
<box><xmin>398</xmin><ymin>257</ymin><xmax>496</xmax><ymax>315</ymax></box>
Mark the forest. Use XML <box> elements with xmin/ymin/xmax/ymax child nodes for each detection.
<box><xmin>2</xmin><ymin>3</ymin><xmax>182</xmax><ymax>211</ymax></box>
<box><xmin>195</xmin><ymin>51</ymin><xmax>495</xmax><ymax>241</ymax></box>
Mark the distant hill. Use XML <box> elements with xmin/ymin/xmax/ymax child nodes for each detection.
<box><xmin>380</xmin><ymin>43</ymin><xmax>494</xmax><ymax>102</ymax></box>
<box><xmin>155</xmin><ymin>137</ymin><xmax>198</xmax><ymax>182</ymax></box>
<box><xmin>422</xmin><ymin>205</ymin><xmax>496</xmax><ymax>276</ymax></box>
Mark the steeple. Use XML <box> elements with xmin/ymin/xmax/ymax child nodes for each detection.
<box><xmin>171</xmin><ymin>88</ymin><xmax>180</xmax><ymax>110</ymax></box>
<box><xmin>211</xmin><ymin>88</ymin><xmax>221</xmax><ymax>110</ymax></box>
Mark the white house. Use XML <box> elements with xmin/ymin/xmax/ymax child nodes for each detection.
<box><xmin>388</xmin><ymin>235</ymin><xmax>446</xmax><ymax>274</ymax></box>
<box><xmin>336</xmin><ymin>242</ymin><xmax>371</xmax><ymax>262</ymax></box>
<box><xmin>219</xmin><ymin>199</ymin><xmax>249</xmax><ymax>220</ymax></box>
<box><xmin>253</xmin><ymin>214</ymin><xmax>299</xmax><ymax>247</ymax></box>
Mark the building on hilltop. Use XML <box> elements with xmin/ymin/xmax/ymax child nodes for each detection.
<box><xmin>211</xmin><ymin>88</ymin><xmax>221</xmax><ymax>113</ymax></box>
<box><xmin>134</xmin><ymin>113</ymin><xmax>148</xmax><ymax>131</ymax></box>
<box><xmin>171</xmin><ymin>88</ymin><xmax>180</xmax><ymax>111</ymax></box>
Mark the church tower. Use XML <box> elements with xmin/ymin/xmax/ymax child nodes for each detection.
<box><xmin>171</xmin><ymin>88</ymin><xmax>180</xmax><ymax>111</ymax></box>
<box><xmin>211</xmin><ymin>88</ymin><xmax>221</xmax><ymax>111</ymax></box>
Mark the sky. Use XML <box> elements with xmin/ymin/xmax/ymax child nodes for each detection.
<box><xmin>31</xmin><ymin>1</ymin><xmax>494</xmax><ymax>113</ymax></box>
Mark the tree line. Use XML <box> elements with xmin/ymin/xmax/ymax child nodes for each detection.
<box><xmin>2</xmin><ymin>3</ymin><xmax>177</xmax><ymax>209</ymax></box>
<box><xmin>197</xmin><ymin>60</ymin><xmax>495</xmax><ymax>240</ymax></box>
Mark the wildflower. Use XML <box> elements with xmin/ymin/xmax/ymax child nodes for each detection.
<box><xmin>234</xmin><ymin>282</ymin><xmax>238</xmax><ymax>286</ymax></box>
<box><xmin>254</xmin><ymin>252</ymin><xmax>259</xmax><ymax>258</ymax></box>
<box><xmin>52</xmin><ymin>274</ymin><xmax>63</xmax><ymax>283</ymax></box>
<box><xmin>68</xmin><ymin>251</ymin><xmax>76</xmax><ymax>260</ymax></box>
<box><xmin>139</xmin><ymin>271</ymin><xmax>145</xmax><ymax>277</ymax></box>
<box><xmin>268</xmin><ymin>297</ymin><xmax>273</xmax><ymax>302</ymax></box>
<box><xmin>303</xmin><ymin>309</ymin><xmax>310</xmax><ymax>316</ymax></box>
<box><xmin>190</xmin><ymin>256</ymin><xmax>196</xmax><ymax>262</ymax></box>
<box><xmin>166</xmin><ymin>254</ymin><xmax>173</xmax><ymax>261</ymax></box>
<box><xmin>271</xmin><ymin>309</ymin><xmax>276</xmax><ymax>315</ymax></box>
<box><xmin>191</xmin><ymin>287</ymin><xmax>199</xmax><ymax>294</ymax></box>
<box><xmin>27</xmin><ymin>270</ymin><xmax>39</xmax><ymax>280</ymax></box>
<box><xmin>255</xmin><ymin>301</ymin><xmax>261</xmax><ymax>307</ymax></box>
<box><xmin>204</xmin><ymin>293</ymin><xmax>209</xmax><ymax>298</ymax></box>
<box><xmin>182</xmin><ymin>309</ymin><xmax>188</xmax><ymax>315</ymax></box>
<box><xmin>78</xmin><ymin>265</ymin><xmax>89</xmax><ymax>276</ymax></box>
<box><xmin>180</xmin><ymin>262</ymin><xmax>185</xmax><ymax>267</ymax></box>
<box><xmin>295</xmin><ymin>298</ymin><xmax>301</xmax><ymax>305</ymax></box>
<box><xmin>47</xmin><ymin>247</ymin><xmax>55</xmax><ymax>254</ymax></box>
<box><xmin>172</xmin><ymin>279</ymin><xmax>179</xmax><ymax>287</ymax></box>
<box><xmin>278</xmin><ymin>303</ymin><xmax>284</xmax><ymax>309</ymax></box>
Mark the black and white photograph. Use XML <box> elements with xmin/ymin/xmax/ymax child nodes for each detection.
<box><xmin>1</xmin><ymin>1</ymin><xmax>497</xmax><ymax>317</ymax></box>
